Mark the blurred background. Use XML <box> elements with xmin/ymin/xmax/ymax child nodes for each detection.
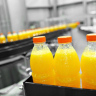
<box><xmin>0</xmin><ymin>0</ymin><xmax>96</xmax><ymax>96</ymax></box>
<box><xmin>0</xmin><ymin>0</ymin><xmax>96</xmax><ymax>35</ymax></box>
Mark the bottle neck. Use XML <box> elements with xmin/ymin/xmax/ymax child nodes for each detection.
<box><xmin>88</xmin><ymin>41</ymin><xmax>96</xmax><ymax>46</ymax></box>
<box><xmin>0</xmin><ymin>35</ymin><xmax>4</xmax><ymax>37</ymax></box>
<box><xmin>33</xmin><ymin>42</ymin><xmax>47</xmax><ymax>50</ymax></box>
<box><xmin>58</xmin><ymin>43</ymin><xmax>72</xmax><ymax>49</ymax></box>
<box><xmin>87</xmin><ymin>41</ymin><xmax>96</xmax><ymax>49</ymax></box>
<box><xmin>34</xmin><ymin>42</ymin><xmax>45</xmax><ymax>47</ymax></box>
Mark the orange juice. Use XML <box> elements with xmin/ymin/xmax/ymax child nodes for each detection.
<box><xmin>81</xmin><ymin>34</ymin><xmax>96</xmax><ymax>90</ymax></box>
<box><xmin>30</xmin><ymin>36</ymin><xmax>55</xmax><ymax>85</ymax></box>
<box><xmin>0</xmin><ymin>33</ymin><xmax>6</xmax><ymax>43</ymax></box>
<box><xmin>18</xmin><ymin>31</ymin><xmax>23</xmax><ymax>40</ymax></box>
<box><xmin>28</xmin><ymin>29</ymin><xmax>33</xmax><ymax>37</ymax></box>
<box><xmin>7</xmin><ymin>32</ymin><xmax>14</xmax><ymax>42</ymax></box>
<box><xmin>46</xmin><ymin>27</ymin><xmax>49</xmax><ymax>33</ymax></box>
<box><xmin>54</xmin><ymin>36</ymin><xmax>80</xmax><ymax>88</ymax></box>
<box><xmin>49</xmin><ymin>27</ymin><xmax>54</xmax><ymax>32</ymax></box>
<box><xmin>13</xmin><ymin>31</ymin><xmax>18</xmax><ymax>41</ymax></box>
<box><xmin>67</xmin><ymin>22</ymin><xmax>80</xmax><ymax>29</ymax></box>
<box><xmin>26</xmin><ymin>30</ymin><xmax>31</xmax><ymax>38</ymax></box>
<box><xmin>22</xmin><ymin>30</ymin><xmax>27</xmax><ymax>39</ymax></box>
<box><xmin>62</xmin><ymin>24</ymin><xmax>67</xmax><ymax>29</ymax></box>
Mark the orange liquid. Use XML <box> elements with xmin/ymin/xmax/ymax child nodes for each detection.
<box><xmin>54</xmin><ymin>48</ymin><xmax>80</xmax><ymax>88</ymax></box>
<box><xmin>0</xmin><ymin>36</ymin><xmax>6</xmax><ymax>43</ymax></box>
<box><xmin>81</xmin><ymin>52</ymin><xmax>96</xmax><ymax>90</ymax></box>
<box><xmin>13</xmin><ymin>34</ymin><xmax>18</xmax><ymax>41</ymax></box>
<box><xmin>18</xmin><ymin>33</ymin><xmax>23</xmax><ymax>40</ymax></box>
<box><xmin>30</xmin><ymin>50</ymin><xmax>55</xmax><ymax>85</ymax></box>
<box><xmin>7</xmin><ymin>34</ymin><xmax>14</xmax><ymax>42</ymax></box>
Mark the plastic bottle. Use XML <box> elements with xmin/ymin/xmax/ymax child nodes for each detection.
<box><xmin>29</xmin><ymin>29</ymin><xmax>33</xmax><ymax>37</ymax></box>
<box><xmin>18</xmin><ymin>31</ymin><xmax>23</xmax><ymax>40</ymax></box>
<box><xmin>46</xmin><ymin>27</ymin><xmax>49</xmax><ymax>33</ymax></box>
<box><xmin>21</xmin><ymin>30</ymin><xmax>25</xmax><ymax>39</ymax></box>
<box><xmin>22</xmin><ymin>30</ymin><xmax>27</xmax><ymax>39</ymax></box>
<box><xmin>13</xmin><ymin>31</ymin><xmax>18</xmax><ymax>41</ymax></box>
<box><xmin>81</xmin><ymin>34</ymin><xmax>96</xmax><ymax>90</ymax></box>
<box><xmin>62</xmin><ymin>24</ymin><xmax>67</xmax><ymax>29</ymax></box>
<box><xmin>49</xmin><ymin>26</ymin><xmax>54</xmax><ymax>32</ymax></box>
<box><xmin>26</xmin><ymin>30</ymin><xmax>31</xmax><ymax>38</ymax></box>
<box><xmin>30</xmin><ymin>36</ymin><xmax>55</xmax><ymax>85</ymax></box>
<box><xmin>67</xmin><ymin>22</ymin><xmax>80</xmax><ymax>29</ymax></box>
<box><xmin>7</xmin><ymin>32</ymin><xmax>14</xmax><ymax>42</ymax></box>
<box><xmin>54</xmin><ymin>36</ymin><xmax>80</xmax><ymax>88</ymax></box>
<box><xmin>0</xmin><ymin>33</ymin><xmax>6</xmax><ymax>43</ymax></box>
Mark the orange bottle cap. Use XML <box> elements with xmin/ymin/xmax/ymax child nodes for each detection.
<box><xmin>0</xmin><ymin>33</ymin><xmax>3</xmax><ymax>35</ymax></box>
<box><xmin>33</xmin><ymin>36</ymin><xmax>46</xmax><ymax>43</ymax></box>
<box><xmin>8</xmin><ymin>32</ymin><xmax>11</xmax><ymax>34</ymax></box>
<box><xmin>76</xmin><ymin>22</ymin><xmax>80</xmax><ymax>25</ymax></box>
<box><xmin>58</xmin><ymin>36</ymin><xmax>72</xmax><ymax>43</ymax></box>
<box><xmin>86</xmin><ymin>34</ymin><xmax>96</xmax><ymax>41</ymax></box>
<box><xmin>13</xmin><ymin>31</ymin><xmax>16</xmax><ymax>33</ymax></box>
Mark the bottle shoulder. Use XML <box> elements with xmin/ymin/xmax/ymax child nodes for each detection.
<box><xmin>31</xmin><ymin>44</ymin><xmax>52</xmax><ymax>55</ymax></box>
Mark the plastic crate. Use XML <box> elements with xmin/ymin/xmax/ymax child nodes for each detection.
<box><xmin>23</xmin><ymin>76</ymin><xmax>96</xmax><ymax>96</ymax></box>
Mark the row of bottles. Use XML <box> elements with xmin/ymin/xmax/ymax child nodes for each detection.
<box><xmin>30</xmin><ymin>34</ymin><xmax>96</xmax><ymax>90</ymax></box>
<box><xmin>7</xmin><ymin>32</ymin><xmax>18</xmax><ymax>42</ymax></box>
<box><xmin>0</xmin><ymin>22</ymin><xmax>80</xmax><ymax>44</ymax></box>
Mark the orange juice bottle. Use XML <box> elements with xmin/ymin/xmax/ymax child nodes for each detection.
<box><xmin>22</xmin><ymin>30</ymin><xmax>25</xmax><ymax>39</ymax></box>
<box><xmin>22</xmin><ymin>30</ymin><xmax>26</xmax><ymax>39</ymax></box>
<box><xmin>81</xmin><ymin>34</ymin><xmax>96</xmax><ymax>90</ymax></box>
<box><xmin>30</xmin><ymin>36</ymin><xmax>55</xmax><ymax>85</ymax></box>
<box><xmin>67</xmin><ymin>22</ymin><xmax>80</xmax><ymax>29</ymax></box>
<box><xmin>18</xmin><ymin>31</ymin><xmax>23</xmax><ymax>40</ymax></box>
<box><xmin>7</xmin><ymin>32</ymin><xmax>14</xmax><ymax>42</ymax></box>
<box><xmin>0</xmin><ymin>33</ymin><xmax>6</xmax><ymax>43</ymax></box>
<box><xmin>54</xmin><ymin>36</ymin><xmax>80</xmax><ymax>88</ymax></box>
<box><xmin>62</xmin><ymin>24</ymin><xmax>67</xmax><ymax>29</ymax></box>
<box><xmin>13</xmin><ymin>31</ymin><xmax>18</xmax><ymax>41</ymax></box>
<box><xmin>49</xmin><ymin>27</ymin><xmax>54</xmax><ymax>32</ymax></box>
<box><xmin>26</xmin><ymin>30</ymin><xmax>31</xmax><ymax>38</ymax></box>
<box><xmin>54</xmin><ymin>26</ymin><xmax>58</xmax><ymax>31</ymax></box>
<box><xmin>29</xmin><ymin>29</ymin><xmax>33</xmax><ymax>37</ymax></box>
<box><xmin>45</xmin><ymin>27</ymin><xmax>49</xmax><ymax>33</ymax></box>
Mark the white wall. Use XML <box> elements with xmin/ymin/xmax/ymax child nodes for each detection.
<box><xmin>58</xmin><ymin>3</ymin><xmax>84</xmax><ymax>16</ymax></box>
<box><xmin>57</xmin><ymin>0</ymin><xmax>82</xmax><ymax>5</ymax></box>
<box><xmin>6</xmin><ymin>0</ymin><xmax>95</xmax><ymax>29</ymax></box>
<box><xmin>26</xmin><ymin>0</ymin><xmax>50</xmax><ymax>7</ymax></box>
<box><xmin>26</xmin><ymin>0</ymin><xmax>96</xmax><ymax>23</ymax></box>
<box><xmin>28</xmin><ymin>9</ymin><xmax>50</xmax><ymax>22</ymax></box>
<box><xmin>87</xmin><ymin>2</ymin><xmax>96</xmax><ymax>13</ymax></box>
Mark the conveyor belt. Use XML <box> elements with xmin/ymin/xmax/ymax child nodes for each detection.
<box><xmin>0</xmin><ymin>29</ymin><xmax>69</xmax><ymax>64</ymax></box>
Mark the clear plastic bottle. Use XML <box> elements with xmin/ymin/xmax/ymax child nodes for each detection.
<box><xmin>81</xmin><ymin>34</ymin><xmax>96</xmax><ymax>90</ymax></box>
<box><xmin>18</xmin><ymin>31</ymin><xmax>23</xmax><ymax>40</ymax></box>
<box><xmin>30</xmin><ymin>36</ymin><xmax>55</xmax><ymax>85</ymax></box>
<box><xmin>54</xmin><ymin>36</ymin><xmax>80</xmax><ymax>88</ymax></box>
<box><xmin>13</xmin><ymin>31</ymin><xmax>18</xmax><ymax>41</ymax></box>
<box><xmin>0</xmin><ymin>33</ymin><xmax>6</xmax><ymax>43</ymax></box>
<box><xmin>7</xmin><ymin>32</ymin><xmax>13</xmax><ymax>42</ymax></box>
